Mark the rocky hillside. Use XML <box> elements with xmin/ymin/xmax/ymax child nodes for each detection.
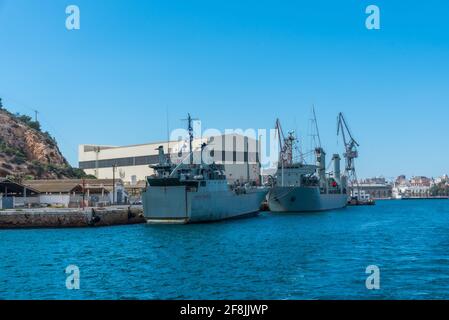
<box><xmin>0</xmin><ymin>101</ymin><xmax>89</xmax><ymax>180</ymax></box>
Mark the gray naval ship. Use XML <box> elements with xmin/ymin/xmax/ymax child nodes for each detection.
<box><xmin>267</xmin><ymin>119</ymin><xmax>348</xmax><ymax>213</ymax></box>
<box><xmin>142</xmin><ymin>115</ymin><xmax>268</xmax><ymax>224</ymax></box>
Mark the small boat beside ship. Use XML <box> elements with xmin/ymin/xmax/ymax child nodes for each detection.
<box><xmin>348</xmin><ymin>189</ymin><xmax>376</xmax><ymax>206</ymax></box>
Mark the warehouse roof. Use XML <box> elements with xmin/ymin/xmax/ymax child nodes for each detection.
<box><xmin>0</xmin><ymin>178</ymin><xmax>40</xmax><ymax>195</ymax></box>
<box><xmin>24</xmin><ymin>180</ymin><xmax>83</xmax><ymax>193</ymax></box>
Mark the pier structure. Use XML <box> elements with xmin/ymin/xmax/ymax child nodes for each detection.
<box><xmin>0</xmin><ymin>206</ymin><xmax>144</xmax><ymax>229</ymax></box>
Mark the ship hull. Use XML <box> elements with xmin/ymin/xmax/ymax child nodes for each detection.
<box><xmin>143</xmin><ymin>186</ymin><xmax>268</xmax><ymax>224</ymax></box>
<box><xmin>268</xmin><ymin>186</ymin><xmax>348</xmax><ymax>212</ymax></box>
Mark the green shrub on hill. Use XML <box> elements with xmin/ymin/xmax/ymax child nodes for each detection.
<box><xmin>15</xmin><ymin>114</ymin><xmax>41</xmax><ymax>131</ymax></box>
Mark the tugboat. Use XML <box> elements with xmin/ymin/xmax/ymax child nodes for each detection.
<box><xmin>142</xmin><ymin>114</ymin><xmax>268</xmax><ymax>224</ymax></box>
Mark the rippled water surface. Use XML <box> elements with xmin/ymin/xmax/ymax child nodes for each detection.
<box><xmin>2</xmin><ymin>200</ymin><xmax>449</xmax><ymax>300</ymax></box>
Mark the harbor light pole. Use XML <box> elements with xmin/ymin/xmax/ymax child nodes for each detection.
<box><xmin>112</xmin><ymin>164</ymin><xmax>117</xmax><ymax>205</ymax></box>
<box><xmin>34</xmin><ymin>109</ymin><xmax>39</xmax><ymax>122</ymax></box>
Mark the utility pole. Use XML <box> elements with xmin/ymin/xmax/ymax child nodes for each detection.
<box><xmin>33</xmin><ymin>110</ymin><xmax>39</xmax><ymax>122</ymax></box>
<box><xmin>94</xmin><ymin>146</ymin><xmax>101</xmax><ymax>178</ymax></box>
<box><xmin>258</xmin><ymin>134</ymin><xmax>262</xmax><ymax>186</ymax></box>
<box><xmin>82</xmin><ymin>179</ymin><xmax>86</xmax><ymax>210</ymax></box>
<box><xmin>187</xmin><ymin>113</ymin><xmax>194</xmax><ymax>164</ymax></box>
<box><xmin>112</xmin><ymin>164</ymin><xmax>117</xmax><ymax>205</ymax></box>
<box><xmin>246</xmin><ymin>137</ymin><xmax>250</xmax><ymax>183</ymax></box>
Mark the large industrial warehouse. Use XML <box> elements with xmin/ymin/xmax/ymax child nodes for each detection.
<box><xmin>78</xmin><ymin>134</ymin><xmax>262</xmax><ymax>185</ymax></box>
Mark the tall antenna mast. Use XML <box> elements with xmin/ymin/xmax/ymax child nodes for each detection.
<box><xmin>166</xmin><ymin>107</ymin><xmax>171</xmax><ymax>163</ymax></box>
<box><xmin>312</xmin><ymin>105</ymin><xmax>322</xmax><ymax>148</ymax></box>
<box><xmin>182</xmin><ymin>113</ymin><xmax>198</xmax><ymax>164</ymax></box>
<box><xmin>275</xmin><ymin>119</ymin><xmax>285</xmax><ymax>164</ymax></box>
<box><xmin>188</xmin><ymin>113</ymin><xmax>193</xmax><ymax>163</ymax></box>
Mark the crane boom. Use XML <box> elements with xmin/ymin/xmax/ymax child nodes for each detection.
<box><xmin>275</xmin><ymin>118</ymin><xmax>285</xmax><ymax>154</ymax></box>
<box><xmin>337</xmin><ymin>112</ymin><xmax>360</xmax><ymax>200</ymax></box>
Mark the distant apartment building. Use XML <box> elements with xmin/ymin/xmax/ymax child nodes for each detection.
<box><xmin>434</xmin><ymin>174</ymin><xmax>449</xmax><ymax>185</ymax></box>
<box><xmin>395</xmin><ymin>175</ymin><xmax>407</xmax><ymax>186</ymax></box>
<box><xmin>357</xmin><ymin>177</ymin><xmax>393</xmax><ymax>199</ymax></box>
<box><xmin>360</xmin><ymin>177</ymin><xmax>388</xmax><ymax>185</ymax></box>
<box><xmin>410</xmin><ymin>176</ymin><xmax>432</xmax><ymax>187</ymax></box>
<box><xmin>392</xmin><ymin>175</ymin><xmax>433</xmax><ymax>199</ymax></box>
<box><xmin>78</xmin><ymin>134</ymin><xmax>261</xmax><ymax>185</ymax></box>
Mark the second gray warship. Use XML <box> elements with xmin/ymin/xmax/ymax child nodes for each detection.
<box><xmin>267</xmin><ymin>118</ymin><xmax>348</xmax><ymax>212</ymax></box>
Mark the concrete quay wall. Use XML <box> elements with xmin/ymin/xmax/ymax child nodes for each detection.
<box><xmin>0</xmin><ymin>206</ymin><xmax>145</xmax><ymax>229</ymax></box>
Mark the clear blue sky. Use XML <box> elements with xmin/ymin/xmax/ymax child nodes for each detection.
<box><xmin>0</xmin><ymin>0</ymin><xmax>448</xmax><ymax>179</ymax></box>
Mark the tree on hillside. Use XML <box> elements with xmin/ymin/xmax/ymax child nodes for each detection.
<box><xmin>0</xmin><ymin>97</ymin><xmax>3</xmax><ymax>109</ymax></box>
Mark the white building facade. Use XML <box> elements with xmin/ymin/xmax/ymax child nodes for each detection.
<box><xmin>392</xmin><ymin>175</ymin><xmax>433</xmax><ymax>199</ymax></box>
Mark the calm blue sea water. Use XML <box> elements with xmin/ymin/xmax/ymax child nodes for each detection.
<box><xmin>1</xmin><ymin>200</ymin><xmax>449</xmax><ymax>300</ymax></box>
